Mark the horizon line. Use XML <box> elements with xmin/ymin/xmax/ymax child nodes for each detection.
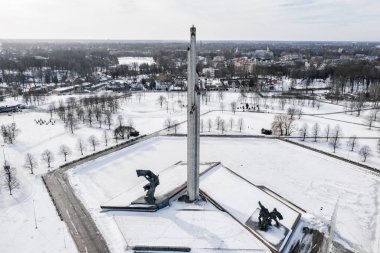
<box><xmin>1</xmin><ymin>38</ymin><xmax>380</xmax><ymax>44</ymax></box>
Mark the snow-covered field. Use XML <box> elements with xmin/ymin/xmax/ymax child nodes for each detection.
<box><xmin>68</xmin><ymin>136</ymin><xmax>380</xmax><ymax>253</ymax></box>
<box><xmin>0</xmin><ymin>91</ymin><xmax>379</xmax><ymax>253</ymax></box>
<box><xmin>118</xmin><ymin>57</ymin><xmax>156</xmax><ymax>66</ymax></box>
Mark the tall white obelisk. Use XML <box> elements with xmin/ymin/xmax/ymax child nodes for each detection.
<box><xmin>187</xmin><ymin>26</ymin><xmax>200</xmax><ymax>202</ymax></box>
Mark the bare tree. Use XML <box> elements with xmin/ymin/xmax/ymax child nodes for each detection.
<box><xmin>359</xmin><ymin>145</ymin><xmax>371</xmax><ymax>162</ymax></box>
<box><xmin>287</xmin><ymin>107</ymin><xmax>296</xmax><ymax>120</ymax></box>
<box><xmin>24</xmin><ymin>153</ymin><xmax>37</xmax><ymax>174</ymax></box>
<box><xmin>136</xmin><ymin>93</ymin><xmax>142</xmax><ymax>103</ymax></box>
<box><xmin>215</xmin><ymin>116</ymin><xmax>222</xmax><ymax>130</ymax></box>
<box><xmin>207</xmin><ymin>118</ymin><xmax>213</xmax><ymax>132</ymax></box>
<box><xmin>172</xmin><ymin>121</ymin><xmax>180</xmax><ymax>134</ymax></box>
<box><xmin>59</xmin><ymin>144</ymin><xmax>72</xmax><ymax>162</ymax></box>
<box><xmin>271</xmin><ymin>114</ymin><xmax>285</xmax><ymax>136</ymax></box>
<box><xmin>97</xmin><ymin>113</ymin><xmax>103</xmax><ymax>128</ymax></box>
<box><xmin>164</xmin><ymin>118</ymin><xmax>173</xmax><ymax>130</ymax></box>
<box><xmin>299</xmin><ymin>123</ymin><xmax>308</xmax><ymax>141</ymax></box>
<box><xmin>355</xmin><ymin>98</ymin><xmax>364</xmax><ymax>117</ymax></box>
<box><xmin>238</xmin><ymin>118</ymin><xmax>244</xmax><ymax>132</ymax></box>
<box><xmin>88</xmin><ymin>135</ymin><xmax>99</xmax><ymax>151</ymax></box>
<box><xmin>76</xmin><ymin>107</ymin><xmax>84</xmax><ymax>123</ymax></box>
<box><xmin>41</xmin><ymin>149</ymin><xmax>54</xmax><ymax>168</ymax></box>
<box><xmin>117</xmin><ymin>115</ymin><xmax>124</xmax><ymax>127</ymax></box>
<box><xmin>297</xmin><ymin>107</ymin><xmax>303</xmax><ymax>119</ymax></box>
<box><xmin>104</xmin><ymin>110</ymin><xmax>113</xmax><ymax>130</ymax></box>
<box><xmin>177</xmin><ymin>99</ymin><xmax>183</xmax><ymax>111</ymax></box>
<box><xmin>271</xmin><ymin>114</ymin><xmax>295</xmax><ymax>136</ymax></box>
<box><xmin>230</xmin><ymin>102</ymin><xmax>237</xmax><ymax>115</ymax></box>
<box><xmin>48</xmin><ymin>104</ymin><xmax>55</xmax><ymax>118</ymax></box>
<box><xmin>329</xmin><ymin>125</ymin><xmax>343</xmax><ymax>153</ymax></box>
<box><xmin>220</xmin><ymin>102</ymin><xmax>225</xmax><ymax>113</ymax></box>
<box><xmin>165</xmin><ymin>100</ymin><xmax>169</xmax><ymax>113</ymax></box>
<box><xmin>1</xmin><ymin>123</ymin><xmax>19</xmax><ymax>144</ymax></box>
<box><xmin>127</xmin><ymin>118</ymin><xmax>135</xmax><ymax>129</ymax></box>
<box><xmin>311</xmin><ymin>123</ymin><xmax>320</xmax><ymax>142</ymax></box>
<box><xmin>157</xmin><ymin>95</ymin><xmax>166</xmax><ymax>109</ymax></box>
<box><xmin>346</xmin><ymin>135</ymin><xmax>358</xmax><ymax>151</ymax></box>
<box><xmin>77</xmin><ymin>138</ymin><xmax>86</xmax><ymax>155</ymax></box>
<box><xmin>104</xmin><ymin>130</ymin><xmax>109</xmax><ymax>146</ymax></box>
<box><xmin>220</xmin><ymin>119</ymin><xmax>226</xmax><ymax>134</ymax></box>
<box><xmin>217</xmin><ymin>89</ymin><xmax>224</xmax><ymax>102</ymax></box>
<box><xmin>86</xmin><ymin>107</ymin><xmax>93</xmax><ymax>127</ymax></box>
<box><xmin>65</xmin><ymin>112</ymin><xmax>78</xmax><ymax>134</ymax></box>
<box><xmin>3</xmin><ymin>163</ymin><xmax>19</xmax><ymax>195</ymax></box>
<box><xmin>324</xmin><ymin>124</ymin><xmax>331</xmax><ymax>142</ymax></box>
<box><xmin>229</xmin><ymin>118</ymin><xmax>234</xmax><ymax>131</ymax></box>
<box><xmin>365</xmin><ymin>113</ymin><xmax>375</xmax><ymax>130</ymax></box>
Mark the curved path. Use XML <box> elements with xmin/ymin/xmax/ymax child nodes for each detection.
<box><xmin>42</xmin><ymin>132</ymin><xmax>159</xmax><ymax>253</ymax></box>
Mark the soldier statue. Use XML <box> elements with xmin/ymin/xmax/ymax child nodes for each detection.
<box><xmin>258</xmin><ymin>201</ymin><xmax>283</xmax><ymax>231</ymax></box>
<box><xmin>136</xmin><ymin>170</ymin><xmax>160</xmax><ymax>204</ymax></box>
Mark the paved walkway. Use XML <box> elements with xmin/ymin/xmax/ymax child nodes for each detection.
<box><xmin>43</xmin><ymin>133</ymin><xmax>159</xmax><ymax>253</ymax></box>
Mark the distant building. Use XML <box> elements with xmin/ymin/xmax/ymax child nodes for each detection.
<box><xmin>202</xmin><ymin>67</ymin><xmax>216</xmax><ymax>78</ymax></box>
<box><xmin>52</xmin><ymin>86</ymin><xmax>76</xmax><ymax>95</ymax></box>
<box><xmin>155</xmin><ymin>81</ymin><xmax>171</xmax><ymax>91</ymax></box>
<box><xmin>254</xmin><ymin>47</ymin><xmax>274</xmax><ymax>60</ymax></box>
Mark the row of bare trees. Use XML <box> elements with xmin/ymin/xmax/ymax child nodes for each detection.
<box><xmin>298</xmin><ymin>122</ymin><xmax>378</xmax><ymax>162</ymax></box>
<box><xmin>1</xmin><ymin>123</ymin><xmax>18</xmax><ymax>144</ymax></box>
<box><xmin>22</xmin><ymin>134</ymin><xmax>103</xmax><ymax>174</ymax></box>
<box><xmin>164</xmin><ymin>116</ymin><xmax>245</xmax><ymax>134</ymax></box>
<box><xmin>47</xmin><ymin>95</ymin><xmax>122</xmax><ymax>134</ymax></box>
<box><xmin>2</xmin><ymin>162</ymin><xmax>19</xmax><ymax>195</ymax></box>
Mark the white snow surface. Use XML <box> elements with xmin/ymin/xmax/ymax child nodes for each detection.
<box><xmin>118</xmin><ymin>57</ymin><xmax>156</xmax><ymax>66</ymax></box>
<box><xmin>69</xmin><ymin>136</ymin><xmax>380</xmax><ymax>253</ymax></box>
<box><xmin>115</xmin><ymin>200</ymin><xmax>270</xmax><ymax>252</ymax></box>
<box><xmin>1</xmin><ymin>91</ymin><xmax>380</xmax><ymax>253</ymax></box>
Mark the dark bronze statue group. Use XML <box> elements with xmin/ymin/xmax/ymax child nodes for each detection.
<box><xmin>135</xmin><ymin>170</ymin><xmax>283</xmax><ymax>232</ymax></box>
<box><xmin>258</xmin><ymin>201</ymin><xmax>283</xmax><ymax>231</ymax></box>
<box><xmin>136</xmin><ymin>170</ymin><xmax>159</xmax><ymax>204</ymax></box>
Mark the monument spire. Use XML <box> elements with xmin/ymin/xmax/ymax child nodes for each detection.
<box><xmin>187</xmin><ymin>25</ymin><xmax>200</xmax><ymax>202</ymax></box>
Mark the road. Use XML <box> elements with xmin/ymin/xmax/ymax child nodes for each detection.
<box><xmin>44</xmin><ymin>170</ymin><xmax>110</xmax><ymax>253</ymax></box>
<box><xmin>42</xmin><ymin>132</ymin><xmax>160</xmax><ymax>253</ymax></box>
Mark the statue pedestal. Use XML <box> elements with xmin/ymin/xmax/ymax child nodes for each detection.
<box><xmin>130</xmin><ymin>196</ymin><xmax>170</xmax><ymax>211</ymax></box>
<box><xmin>100</xmin><ymin>161</ymin><xmax>220</xmax><ymax>212</ymax></box>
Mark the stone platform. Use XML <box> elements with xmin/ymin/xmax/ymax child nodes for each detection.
<box><xmin>100</xmin><ymin>161</ymin><xmax>220</xmax><ymax>212</ymax></box>
<box><xmin>101</xmin><ymin>162</ymin><xmax>302</xmax><ymax>252</ymax></box>
<box><xmin>199</xmin><ymin>166</ymin><xmax>301</xmax><ymax>252</ymax></box>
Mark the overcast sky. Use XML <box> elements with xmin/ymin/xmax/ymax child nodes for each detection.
<box><xmin>0</xmin><ymin>0</ymin><xmax>379</xmax><ymax>41</ymax></box>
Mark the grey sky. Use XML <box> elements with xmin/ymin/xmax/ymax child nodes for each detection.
<box><xmin>0</xmin><ymin>0</ymin><xmax>379</xmax><ymax>41</ymax></box>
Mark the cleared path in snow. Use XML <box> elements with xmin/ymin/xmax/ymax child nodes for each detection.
<box><xmin>42</xmin><ymin>132</ymin><xmax>160</xmax><ymax>253</ymax></box>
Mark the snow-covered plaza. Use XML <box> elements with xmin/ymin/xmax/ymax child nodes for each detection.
<box><xmin>68</xmin><ymin>136</ymin><xmax>380</xmax><ymax>253</ymax></box>
<box><xmin>1</xmin><ymin>91</ymin><xmax>380</xmax><ymax>253</ymax></box>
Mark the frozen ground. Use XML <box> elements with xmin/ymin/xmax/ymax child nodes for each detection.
<box><xmin>1</xmin><ymin>91</ymin><xmax>379</xmax><ymax>252</ymax></box>
<box><xmin>115</xmin><ymin>200</ymin><xmax>270</xmax><ymax>252</ymax></box>
<box><xmin>118</xmin><ymin>57</ymin><xmax>156</xmax><ymax>66</ymax></box>
<box><xmin>69</xmin><ymin>136</ymin><xmax>380</xmax><ymax>253</ymax></box>
<box><xmin>200</xmin><ymin>166</ymin><xmax>300</xmax><ymax>252</ymax></box>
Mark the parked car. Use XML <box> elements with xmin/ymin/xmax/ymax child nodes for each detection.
<box><xmin>261</xmin><ymin>128</ymin><xmax>272</xmax><ymax>135</ymax></box>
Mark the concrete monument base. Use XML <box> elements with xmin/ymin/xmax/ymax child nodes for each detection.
<box><xmin>100</xmin><ymin>161</ymin><xmax>220</xmax><ymax>212</ymax></box>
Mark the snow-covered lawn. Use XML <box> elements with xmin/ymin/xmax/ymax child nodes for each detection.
<box><xmin>1</xmin><ymin>91</ymin><xmax>379</xmax><ymax>253</ymax></box>
<box><xmin>118</xmin><ymin>57</ymin><xmax>155</xmax><ymax>66</ymax></box>
<box><xmin>69</xmin><ymin>136</ymin><xmax>380</xmax><ymax>253</ymax></box>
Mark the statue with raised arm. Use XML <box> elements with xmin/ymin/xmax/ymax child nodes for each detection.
<box><xmin>136</xmin><ymin>170</ymin><xmax>160</xmax><ymax>204</ymax></box>
<box><xmin>258</xmin><ymin>201</ymin><xmax>283</xmax><ymax>231</ymax></box>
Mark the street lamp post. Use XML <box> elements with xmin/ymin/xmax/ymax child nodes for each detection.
<box><xmin>1</xmin><ymin>144</ymin><xmax>6</xmax><ymax>166</ymax></box>
<box><xmin>33</xmin><ymin>200</ymin><xmax>38</xmax><ymax>229</ymax></box>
